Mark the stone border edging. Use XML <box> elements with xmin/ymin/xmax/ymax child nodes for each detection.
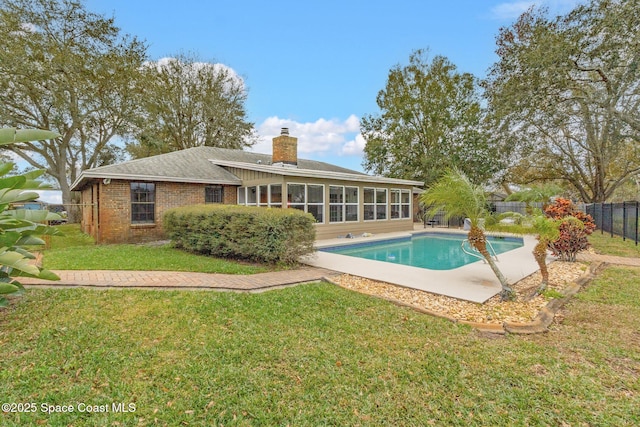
<box><xmin>322</xmin><ymin>261</ymin><xmax>603</xmax><ymax>335</ymax></box>
<box><xmin>500</xmin><ymin>261</ymin><xmax>603</xmax><ymax>334</ymax></box>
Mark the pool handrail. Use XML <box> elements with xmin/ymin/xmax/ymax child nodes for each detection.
<box><xmin>460</xmin><ymin>238</ymin><xmax>499</xmax><ymax>262</ymax></box>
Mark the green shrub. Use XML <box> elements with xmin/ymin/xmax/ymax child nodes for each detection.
<box><xmin>0</xmin><ymin>128</ymin><xmax>62</xmax><ymax>308</ymax></box>
<box><xmin>163</xmin><ymin>205</ymin><xmax>316</xmax><ymax>265</ymax></box>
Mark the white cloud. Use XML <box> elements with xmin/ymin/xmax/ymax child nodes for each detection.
<box><xmin>145</xmin><ymin>57</ymin><xmax>245</xmax><ymax>90</ymax></box>
<box><xmin>341</xmin><ymin>134</ymin><xmax>366</xmax><ymax>156</ymax></box>
<box><xmin>490</xmin><ymin>1</ymin><xmax>536</xmax><ymax>20</ymax></box>
<box><xmin>35</xmin><ymin>190</ymin><xmax>62</xmax><ymax>204</ymax></box>
<box><xmin>252</xmin><ymin>114</ymin><xmax>363</xmax><ymax>157</ymax></box>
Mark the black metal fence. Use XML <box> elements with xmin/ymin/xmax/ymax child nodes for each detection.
<box><xmin>586</xmin><ymin>202</ymin><xmax>640</xmax><ymax>245</ymax></box>
<box><xmin>489</xmin><ymin>202</ymin><xmax>544</xmax><ymax>215</ymax></box>
<box><xmin>420</xmin><ymin>210</ymin><xmax>465</xmax><ymax>228</ymax></box>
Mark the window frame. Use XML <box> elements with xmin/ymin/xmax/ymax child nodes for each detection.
<box><xmin>130</xmin><ymin>182</ymin><xmax>155</xmax><ymax>224</ymax></box>
<box><xmin>269</xmin><ymin>184</ymin><xmax>282</xmax><ymax>208</ymax></box>
<box><xmin>364</xmin><ymin>187</ymin><xmax>388</xmax><ymax>221</ymax></box>
<box><xmin>238</xmin><ymin>185</ymin><xmax>284</xmax><ymax>208</ymax></box>
<box><xmin>237</xmin><ymin>187</ymin><xmax>246</xmax><ymax>205</ymax></box>
<box><xmin>329</xmin><ymin>185</ymin><xmax>344</xmax><ymax>223</ymax></box>
<box><xmin>258</xmin><ymin>185</ymin><xmax>269</xmax><ymax>207</ymax></box>
<box><xmin>246</xmin><ymin>186</ymin><xmax>257</xmax><ymax>205</ymax></box>
<box><xmin>329</xmin><ymin>185</ymin><xmax>359</xmax><ymax>223</ymax></box>
<box><xmin>205</xmin><ymin>185</ymin><xmax>224</xmax><ymax>204</ymax></box>
<box><xmin>345</xmin><ymin>186</ymin><xmax>359</xmax><ymax>222</ymax></box>
<box><xmin>390</xmin><ymin>189</ymin><xmax>401</xmax><ymax>220</ymax></box>
<box><xmin>363</xmin><ymin>187</ymin><xmax>375</xmax><ymax>221</ymax></box>
<box><xmin>287</xmin><ymin>182</ymin><xmax>325</xmax><ymax>224</ymax></box>
<box><xmin>401</xmin><ymin>189</ymin><xmax>411</xmax><ymax>219</ymax></box>
<box><xmin>306</xmin><ymin>183</ymin><xmax>325</xmax><ymax>224</ymax></box>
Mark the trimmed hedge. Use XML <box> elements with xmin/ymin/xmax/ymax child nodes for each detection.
<box><xmin>163</xmin><ymin>205</ymin><xmax>316</xmax><ymax>265</ymax></box>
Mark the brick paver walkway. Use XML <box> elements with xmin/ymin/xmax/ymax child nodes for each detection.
<box><xmin>19</xmin><ymin>252</ymin><xmax>638</xmax><ymax>293</ymax></box>
<box><xmin>20</xmin><ymin>267</ymin><xmax>339</xmax><ymax>292</ymax></box>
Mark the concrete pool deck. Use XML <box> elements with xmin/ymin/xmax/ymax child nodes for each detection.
<box><xmin>302</xmin><ymin>226</ymin><xmax>548</xmax><ymax>303</ymax></box>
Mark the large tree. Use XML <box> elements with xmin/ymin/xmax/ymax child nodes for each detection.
<box><xmin>485</xmin><ymin>0</ymin><xmax>640</xmax><ymax>202</ymax></box>
<box><xmin>0</xmin><ymin>0</ymin><xmax>147</xmax><ymax>216</ymax></box>
<box><xmin>361</xmin><ymin>49</ymin><xmax>505</xmax><ymax>187</ymax></box>
<box><xmin>127</xmin><ymin>53</ymin><xmax>255</xmax><ymax>158</ymax></box>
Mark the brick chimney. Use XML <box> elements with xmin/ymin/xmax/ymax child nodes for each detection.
<box><xmin>272</xmin><ymin>127</ymin><xmax>297</xmax><ymax>167</ymax></box>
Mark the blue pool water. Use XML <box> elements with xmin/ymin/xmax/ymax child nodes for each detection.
<box><xmin>320</xmin><ymin>233</ymin><xmax>524</xmax><ymax>270</ymax></box>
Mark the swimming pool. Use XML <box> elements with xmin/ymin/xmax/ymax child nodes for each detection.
<box><xmin>320</xmin><ymin>232</ymin><xmax>524</xmax><ymax>270</ymax></box>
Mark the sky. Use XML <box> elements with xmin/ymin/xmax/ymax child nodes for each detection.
<box><xmin>38</xmin><ymin>0</ymin><xmax>584</xmax><ymax>203</ymax></box>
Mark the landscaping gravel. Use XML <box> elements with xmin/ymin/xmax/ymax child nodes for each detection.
<box><xmin>333</xmin><ymin>261</ymin><xmax>588</xmax><ymax>324</ymax></box>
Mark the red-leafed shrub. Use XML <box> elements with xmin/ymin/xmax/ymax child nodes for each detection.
<box><xmin>544</xmin><ymin>198</ymin><xmax>595</xmax><ymax>261</ymax></box>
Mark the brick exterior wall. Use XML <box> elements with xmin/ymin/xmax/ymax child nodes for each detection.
<box><xmin>80</xmin><ymin>180</ymin><xmax>237</xmax><ymax>244</ymax></box>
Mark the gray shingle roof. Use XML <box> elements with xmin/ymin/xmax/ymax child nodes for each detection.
<box><xmin>201</xmin><ymin>146</ymin><xmax>367</xmax><ymax>175</ymax></box>
<box><xmin>71</xmin><ymin>146</ymin><xmax>369</xmax><ymax>190</ymax></box>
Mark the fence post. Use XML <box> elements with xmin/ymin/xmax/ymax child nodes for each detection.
<box><xmin>635</xmin><ymin>202</ymin><xmax>639</xmax><ymax>246</ymax></box>
<box><xmin>610</xmin><ymin>203</ymin><xmax>614</xmax><ymax>237</ymax></box>
<box><xmin>623</xmin><ymin>201</ymin><xmax>627</xmax><ymax>242</ymax></box>
<box><xmin>599</xmin><ymin>203</ymin><xmax>604</xmax><ymax>234</ymax></box>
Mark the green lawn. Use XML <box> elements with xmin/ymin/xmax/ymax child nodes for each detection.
<box><xmin>1</xmin><ymin>267</ymin><xmax>639</xmax><ymax>426</ymax></box>
<box><xmin>588</xmin><ymin>231</ymin><xmax>640</xmax><ymax>257</ymax></box>
<box><xmin>40</xmin><ymin>224</ymin><xmax>270</xmax><ymax>274</ymax></box>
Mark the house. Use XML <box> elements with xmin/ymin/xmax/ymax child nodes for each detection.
<box><xmin>71</xmin><ymin>128</ymin><xmax>423</xmax><ymax>243</ymax></box>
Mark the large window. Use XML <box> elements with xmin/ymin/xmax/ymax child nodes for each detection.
<box><xmin>238</xmin><ymin>187</ymin><xmax>246</xmax><ymax>204</ymax></box>
<box><xmin>131</xmin><ymin>182</ymin><xmax>155</xmax><ymax>224</ymax></box>
<box><xmin>287</xmin><ymin>184</ymin><xmax>305</xmax><ymax>212</ymax></box>
<box><xmin>345</xmin><ymin>186</ymin><xmax>359</xmax><ymax>222</ymax></box>
<box><xmin>390</xmin><ymin>189</ymin><xmax>411</xmax><ymax>219</ymax></box>
<box><xmin>270</xmin><ymin>184</ymin><xmax>282</xmax><ymax>208</ymax></box>
<box><xmin>205</xmin><ymin>185</ymin><xmax>223</xmax><ymax>204</ymax></box>
<box><xmin>376</xmin><ymin>189</ymin><xmax>387</xmax><ymax>220</ymax></box>
<box><xmin>329</xmin><ymin>186</ymin><xmax>343</xmax><ymax>222</ymax></box>
<box><xmin>247</xmin><ymin>186</ymin><xmax>257</xmax><ymax>205</ymax></box>
<box><xmin>364</xmin><ymin>187</ymin><xmax>387</xmax><ymax>221</ymax></box>
<box><xmin>287</xmin><ymin>183</ymin><xmax>324</xmax><ymax>223</ymax></box>
<box><xmin>238</xmin><ymin>184</ymin><xmax>283</xmax><ymax>208</ymax></box>
<box><xmin>391</xmin><ymin>190</ymin><xmax>401</xmax><ymax>219</ymax></box>
<box><xmin>330</xmin><ymin>186</ymin><xmax>358</xmax><ymax>223</ymax></box>
<box><xmin>258</xmin><ymin>185</ymin><xmax>269</xmax><ymax>206</ymax></box>
<box><xmin>401</xmin><ymin>189</ymin><xmax>411</xmax><ymax>219</ymax></box>
<box><xmin>307</xmin><ymin>185</ymin><xmax>324</xmax><ymax>223</ymax></box>
<box><xmin>364</xmin><ymin>188</ymin><xmax>375</xmax><ymax>221</ymax></box>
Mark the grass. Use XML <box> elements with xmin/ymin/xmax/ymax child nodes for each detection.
<box><xmin>39</xmin><ymin>224</ymin><xmax>270</xmax><ymax>274</ymax></box>
<box><xmin>45</xmin><ymin>223</ymin><xmax>95</xmax><ymax>249</ymax></box>
<box><xmin>588</xmin><ymin>231</ymin><xmax>640</xmax><ymax>257</ymax></box>
<box><xmin>485</xmin><ymin>222</ymin><xmax>534</xmax><ymax>235</ymax></box>
<box><xmin>1</xmin><ymin>273</ymin><xmax>639</xmax><ymax>426</ymax></box>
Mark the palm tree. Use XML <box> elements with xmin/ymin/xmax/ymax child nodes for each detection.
<box><xmin>420</xmin><ymin>168</ymin><xmax>515</xmax><ymax>301</ymax></box>
<box><xmin>529</xmin><ymin>215</ymin><xmax>560</xmax><ymax>297</ymax></box>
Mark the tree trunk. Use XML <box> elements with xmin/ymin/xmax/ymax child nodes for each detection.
<box><xmin>58</xmin><ymin>177</ymin><xmax>81</xmax><ymax>224</ymax></box>
<box><xmin>468</xmin><ymin>226</ymin><xmax>515</xmax><ymax>301</ymax></box>
<box><xmin>533</xmin><ymin>240</ymin><xmax>549</xmax><ymax>296</ymax></box>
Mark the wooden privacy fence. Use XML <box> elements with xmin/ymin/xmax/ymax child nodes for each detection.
<box><xmin>586</xmin><ymin>202</ymin><xmax>640</xmax><ymax>245</ymax></box>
